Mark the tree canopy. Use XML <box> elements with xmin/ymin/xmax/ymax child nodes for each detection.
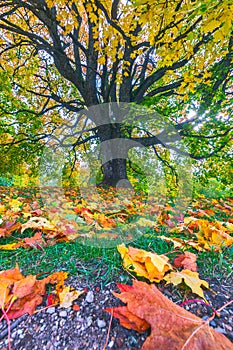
<box><xmin>0</xmin><ymin>0</ymin><xmax>232</xmax><ymax>186</ymax></box>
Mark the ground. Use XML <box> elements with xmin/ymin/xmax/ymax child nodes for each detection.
<box><xmin>0</xmin><ymin>188</ymin><xmax>232</xmax><ymax>349</ymax></box>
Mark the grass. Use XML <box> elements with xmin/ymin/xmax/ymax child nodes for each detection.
<box><xmin>1</xmin><ymin>226</ymin><xmax>232</xmax><ymax>287</ymax></box>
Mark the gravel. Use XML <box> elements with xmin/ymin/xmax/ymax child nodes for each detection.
<box><xmin>0</xmin><ymin>273</ymin><xmax>232</xmax><ymax>350</ymax></box>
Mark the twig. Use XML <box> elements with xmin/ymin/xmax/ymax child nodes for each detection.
<box><xmin>102</xmin><ymin>312</ymin><xmax>113</xmax><ymax>350</ymax></box>
<box><xmin>33</xmin><ymin>303</ymin><xmax>58</xmax><ymax>314</ymax></box>
<box><xmin>216</xmin><ymin>299</ymin><xmax>233</xmax><ymax>313</ymax></box>
<box><xmin>1</xmin><ymin>307</ymin><xmax>11</xmax><ymax>350</ymax></box>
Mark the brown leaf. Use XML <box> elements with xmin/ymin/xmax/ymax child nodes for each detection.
<box><xmin>106</xmin><ymin>280</ymin><xmax>232</xmax><ymax>350</ymax></box>
<box><xmin>173</xmin><ymin>252</ymin><xmax>197</xmax><ymax>271</ymax></box>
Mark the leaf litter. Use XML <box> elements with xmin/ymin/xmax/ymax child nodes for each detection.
<box><xmin>0</xmin><ymin>187</ymin><xmax>232</xmax><ymax>349</ymax></box>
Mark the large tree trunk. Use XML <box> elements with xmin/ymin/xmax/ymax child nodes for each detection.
<box><xmin>101</xmin><ymin>158</ymin><xmax>131</xmax><ymax>187</ymax></box>
<box><xmin>97</xmin><ymin>123</ymin><xmax>132</xmax><ymax>188</ymax></box>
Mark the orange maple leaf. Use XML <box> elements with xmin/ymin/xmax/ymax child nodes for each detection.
<box><xmin>0</xmin><ymin>265</ymin><xmax>68</xmax><ymax>320</ymax></box>
<box><xmin>106</xmin><ymin>280</ymin><xmax>232</xmax><ymax>350</ymax></box>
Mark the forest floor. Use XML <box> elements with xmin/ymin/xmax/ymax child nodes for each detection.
<box><xmin>0</xmin><ymin>187</ymin><xmax>232</xmax><ymax>349</ymax></box>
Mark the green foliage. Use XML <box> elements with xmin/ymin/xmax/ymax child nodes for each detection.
<box><xmin>0</xmin><ymin>176</ymin><xmax>13</xmax><ymax>186</ymax></box>
<box><xmin>193</xmin><ymin>178</ymin><xmax>233</xmax><ymax>199</ymax></box>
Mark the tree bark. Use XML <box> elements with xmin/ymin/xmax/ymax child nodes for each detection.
<box><xmin>101</xmin><ymin>158</ymin><xmax>131</xmax><ymax>187</ymax></box>
<box><xmin>97</xmin><ymin>123</ymin><xmax>132</xmax><ymax>188</ymax></box>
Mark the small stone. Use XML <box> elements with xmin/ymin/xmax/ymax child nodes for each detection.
<box><xmin>108</xmin><ymin>340</ymin><xmax>114</xmax><ymax>348</ymax></box>
<box><xmin>224</xmin><ymin>324</ymin><xmax>232</xmax><ymax>332</ymax></box>
<box><xmin>215</xmin><ymin>326</ymin><xmax>227</xmax><ymax>334</ymax></box>
<box><xmin>59</xmin><ymin>310</ymin><xmax>67</xmax><ymax>318</ymax></box>
<box><xmin>116</xmin><ymin>338</ymin><xmax>124</xmax><ymax>347</ymax></box>
<box><xmin>209</xmin><ymin>320</ymin><xmax>216</xmax><ymax>327</ymax></box>
<box><xmin>47</xmin><ymin>307</ymin><xmax>56</xmax><ymax>314</ymax></box>
<box><xmin>202</xmin><ymin>316</ymin><xmax>209</xmax><ymax>321</ymax></box>
<box><xmin>86</xmin><ymin>291</ymin><xmax>94</xmax><ymax>303</ymax></box>
<box><xmin>17</xmin><ymin>329</ymin><xmax>23</xmax><ymax>335</ymax></box>
<box><xmin>85</xmin><ymin>316</ymin><xmax>93</xmax><ymax>328</ymax></box>
<box><xmin>97</xmin><ymin>319</ymin><xmax>106</xmax><ymax>328</ymax></box>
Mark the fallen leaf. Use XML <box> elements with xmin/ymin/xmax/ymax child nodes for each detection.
<box><xmin>23</xmin><ymin>231</ymin><xmax>45</xmax><ymax>249</ymax></box>
<box><xmin>0</xmin><ymin>265</ymin><xmax>69</xmax><ymax>320</ymax></box>
<box><xmin>184</xmin><ymin>218</ymin><xmax>233</xmax><ymax>250</ymax></box>
<box><xmin>106</xmin><ymin>305</ymin><xmax>150</xmax><ymax>332</ymax></box>
<box><xmin>72</xmin><ymin>304</ymin><xmax>80</xmax><ymax>311</ymax></box>
<box><xmin>105</xmin><ymin>280</ymin><xmax>232</xmax><ymax>350</ymax></box>
<box><xmin>58</xmin><ymin>286</ymin><xmax>84</xmax><ymax>308</ymax></box>
<box><xmin>158</xmin><ymin>235</ymin><xmax>204</xmax><ymax>252</ymax></box>
<box><xmin>173</xmin><ymin>252</ymin><xmax>197</xmax><ymax>272</ymax></box>
<box><xmin>0</xmin><ymin>242</ymin><xmax>21</xmax><ymax>250</ymax></box>
<box><xmin>117</xmin><ymin>244</ymin><xmax>172</xmax><ymax>282</ymax></box>
<box><xmin>164</xmin><ymin>269</ymin><xmax>209</xmax><ymax>300</ymax></box>
<box><xmin>0</xmin><ymin>221</ymin><xmax>21</xmax><ymax>238</ymax></box>
<box><xmin>21</xmin><ymin>217</ymin><xmax>56</xmax><ymax>234</ymax></box>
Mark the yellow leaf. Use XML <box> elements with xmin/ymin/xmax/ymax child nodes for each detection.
<box><xmin>157</xmin><ymin>235</ymin><xmax>183</xmax><ymax>248</ymax></box>
<box><xmin>46</xmin><ymin>0</ymin><xmax>54</xmax><ymax>8</ymax></box>
<box><xmin>117</xmin><ymin>244</ymin><xmax>173</xmax><ymax>282</ymax></box>
<box><xmin>64</xmin><ymin>24</ymin><xmax>73</xmax><ymax>34</ymax></box>
<box><xmin>225</xmin><ymin>222</ymin><xmax>233</xmax><ymax>231</ymax></box>
<box><xmin>0</xmin><ymin>205</ymin><xmax>6</xmax><ymax>213</ymax></box>
<box><xmin>0</xmin><ymin>243</ymin><xmax>20</xmax><ymax>250</ymax></box>
<box><xmin>203</xmin><ymin>20</ymin><xmax>220</xmax><ymax>34</ymax></box>
<box><xmin>136</xmin><ymin>218</ymin><xmax>155</xmax><ymax>228</ymax></box>
<box><xmin>98</xmin><ymin>56</ymin><xmax>106</xmax><ymax>65</ymax></box>
<box><xmin>164</xmin><ymin>269</ymin><xmax>209</xmax><ymax>300</ymax></box>
<box><xmin>8</xmin><ymin>199</ymin><xmax>22</xmax><ymax>212</ymax></box>
<box><xmin>58</xmin><ymin>286</ymin><xmax>84</xmax><ymax>308</ymax></box>
<box><xmin>21</xmin><ymin>217</ymin><xmax>56</xmax><ymax>233</ymax></box>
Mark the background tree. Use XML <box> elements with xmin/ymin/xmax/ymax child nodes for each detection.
<box><xmin>0</xmin><ymin>0</ymin><xmax>232</xmax><ymax>187</ymax></box>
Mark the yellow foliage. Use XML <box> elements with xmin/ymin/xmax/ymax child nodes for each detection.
<box><xmin>117</xmin><ymin>244</ymin><xmax>173</xmax><ymax>282</ymax></box>
<box><xmin>164</xmin><ymin>269</ymin><xmax>209</xmax><ymax>301</ymax></box>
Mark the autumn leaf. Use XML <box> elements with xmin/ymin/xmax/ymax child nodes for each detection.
<box><xmin>173</xmin><ymin>252</ymin><xmax>197</xmax><ymax>272</ymax></box>
<box><xmin>8</xmin><ymin>198</ymin><xmax>22</xmax><ymax>212</ymax></box>
<box><xmin>184</xmin><ymin>218</ymin><xmax>233</xmax><ymax>250</ymax></box>
<box><xmin>22</xmin><ymin>231</ymin><xmax>46</xmax><ymax>249</ymax></box>
<box><xmin>58</xmin><ymin>286</ymin><xmax>84</xmax><ymax>308</ymax></box>
<box><xmin>0</xmin><ymin>242</ymin><xmax>21</xmax><ymax>250</ymax></box>
<box><xmin>0</xmin><ymin>265</ymin><xmax>69</xmax><ymax>320</ymax></box>
<box><xmin>21</xmin><ymin>217</ymin><xmax>57</xmax><ymax>234</ymax></box>
<box><xmin>0</xmin><ymin>220</ymin><xmax>21</xmax><ymax>238</ymax></box>
<box><xmin>164</xmin><ymin>269</ymin><xmax>209</xmax><ymax>300</ymax></box>
<box><xmin>105</xmin><ymin>280</ymin><xmax>232</xmax><ymax>350</ymax></box>
<box><xmin>106</xmin><ymin>305</ymin><xmax>150</xmax><ymax>333</ymax></box>
<box><xmin>117</xmin><ymin>244</ymin><xmax>172</xmax><ymax>282</ymax></box>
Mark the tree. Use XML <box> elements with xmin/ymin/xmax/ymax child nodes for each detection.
<box><xmin>0</xmin><ymin>0</ymin><xmax>232</xmax><ymax>187</ymax></box>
